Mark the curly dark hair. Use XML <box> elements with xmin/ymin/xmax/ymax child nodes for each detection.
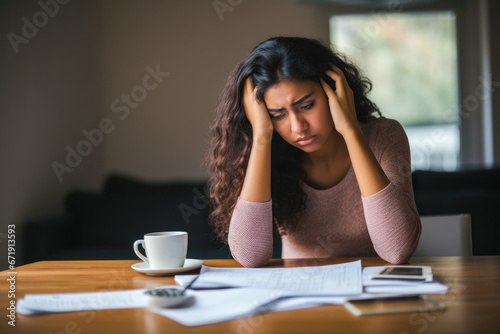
<box><xmin>204</xmin><ymin>36</ymin><xmax>381</xmax><ymax>244</ymax></box>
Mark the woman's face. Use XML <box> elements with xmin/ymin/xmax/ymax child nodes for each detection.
<box><xmin>263</xmin><ymin>80</ymin><xmax>335</xmax><ymax>154</ymax></box>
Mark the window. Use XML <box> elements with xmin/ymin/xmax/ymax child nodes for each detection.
<box><xmin>330</xmin><ymin>11</ymin><xmax>459</xmax><ymax>170</ymax></box>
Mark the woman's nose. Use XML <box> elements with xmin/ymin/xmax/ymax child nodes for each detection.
<box><xmin>290</xmin><ymin>113</ymin><xmax>308</xmax><ymax>133</ymax></box>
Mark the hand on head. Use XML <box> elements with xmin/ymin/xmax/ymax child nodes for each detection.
<box><xmin>242</xmin><ymin>77</ymin><xmax>274</xmax><ymax>142</ymax></box>
<box><xmin>320</xmin><ymin>64</ymin><xmax>360</xmax><ymax>136</ymax></box>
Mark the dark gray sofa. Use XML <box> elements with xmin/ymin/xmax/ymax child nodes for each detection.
<box><xmin>21</xmin><ymin>174</ymin><xmax>235</xmax><ymax>265</ymax></box>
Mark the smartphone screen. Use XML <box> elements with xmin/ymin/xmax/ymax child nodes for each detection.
<box><xmin>380</xmin><ymin>267</ymin><xmax>423</xmax><ymax>276</ymax></box>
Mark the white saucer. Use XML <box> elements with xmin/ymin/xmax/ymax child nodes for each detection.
<box><xmin>132</xmin><ymin>259</ymin><xmax>204</xmax><ymax>276</ymax></box>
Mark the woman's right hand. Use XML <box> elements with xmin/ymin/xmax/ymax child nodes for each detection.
<box><xmin>243</xmin><ymin>77</ymin><xmax>273</xmax><ymax>142</ymax></box>
<box><xmin>239</xmin><ymin>77</ymin><xmax>273</xmax><ymax>203</ymax></box>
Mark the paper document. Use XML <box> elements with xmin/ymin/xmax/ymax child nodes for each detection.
<box><xmin>17</xmin><ymin>289</ymin><xmax>148</xmax><ymax>315</ymax></box>
<box><xmin>154</xmin><ymin>288</ymin><xmax>289</xmax><ymax>326</ymax></box>
<box><xmin>153</xmin><ymin>289</ymin><xmax>380</xmax><ymax>327</ymax></box>
<box><xmin>16</xmin><ymin>286</ymin><xmax>351</xmax><ymax>326</ymax></box>
<box><xmin>192</xmin><ymin>260</ymin><xmax>362</xmax><ymax>295</ymax></box>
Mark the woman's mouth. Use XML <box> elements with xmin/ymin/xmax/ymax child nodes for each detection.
<box><xmin>295</xmin><ymin>135</ymin><xmax>317</xmax><ymax>146</ymax></box>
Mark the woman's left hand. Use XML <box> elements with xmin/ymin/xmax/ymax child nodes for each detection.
<box><xmin>320</xmin><ymin>64</ymin><xmax>361</xmax><ymax>136</ymax></box>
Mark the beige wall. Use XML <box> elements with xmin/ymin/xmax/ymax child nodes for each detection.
<box><xmin>98</xmin><ymin>0</ymin><xmax>329</xmax><ymax>180</ymax></box>
<box><xmin>0</xmin><ymin>0</ymin><xmax>104</xmax><ymax>269</ymax></box>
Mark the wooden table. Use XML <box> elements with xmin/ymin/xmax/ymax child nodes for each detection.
<box><xmin>1</xmin><ymin>256</ymin><xmax>499</xmax><ymax>334</ymax></box>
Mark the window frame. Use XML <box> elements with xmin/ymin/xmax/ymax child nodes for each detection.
<box><xmin>314</xmin><ymin>0</ymin><xmax>494</xmax><ymax>169</ymax></box>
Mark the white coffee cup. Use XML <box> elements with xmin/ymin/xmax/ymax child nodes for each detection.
<box><xmin>133</xmin><ymin>231</ymin><xmax>187</xmax><ymax>269</ymax></box>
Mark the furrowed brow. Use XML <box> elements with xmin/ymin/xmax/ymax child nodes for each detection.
<box><xmin>267</xmin><ymin>93</ymin><xmax>313</xmax><ymax>112</ymax></box>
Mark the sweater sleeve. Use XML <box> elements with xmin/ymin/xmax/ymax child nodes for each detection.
<box><xmin>361</xmin><ymin>119</ymin><xmax>421</xmax><ymax>264</ymax></box>
<box><xmin>228</xmin><ymin>197</ymin><xmax>274</xmax><ymax>268</ymax></box>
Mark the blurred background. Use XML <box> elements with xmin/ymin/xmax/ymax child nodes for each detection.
<box><xmin>1</xmin><ymin>0</ymin><xmax>499</xmax><ymax>270</ymax></box>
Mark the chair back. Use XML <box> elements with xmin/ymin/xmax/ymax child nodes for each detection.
<box><xmin>413</xmin><ymin>214</ymin><xmax>473</xmax><ymax>257</ymax></box>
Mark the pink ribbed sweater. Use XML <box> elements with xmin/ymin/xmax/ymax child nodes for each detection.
<box><xmin>228</xmin><ymin>117</ymin><xmax>421</xmax><ymax>267</ymax></box>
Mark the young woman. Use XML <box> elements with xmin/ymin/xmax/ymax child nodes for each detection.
<box><xmin>205</xmin><ymin>36</ymin><xmax>421</xmax><ymax>267</ymax></box>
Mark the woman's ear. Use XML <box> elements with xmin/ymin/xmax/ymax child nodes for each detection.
<box><xmin>320</xmin><ymin>73</ymin><xmax>336</xmax><ymax>92</ymax></box>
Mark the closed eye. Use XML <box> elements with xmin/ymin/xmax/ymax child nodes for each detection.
<box><xmin>302</xmin><ymin>101</ymin><xmax>315</xmax><ymax>110</ymax></box>
<box><xmin>270</xmin><ymin>113</ymin><xmax>285</xmax><ymax>121</ymax></box>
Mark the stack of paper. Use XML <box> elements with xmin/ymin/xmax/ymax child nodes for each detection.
<box><xmin>189</xmin><ymin>259</ymin><xmax>363</xmax><ymax>295</ymax></box>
